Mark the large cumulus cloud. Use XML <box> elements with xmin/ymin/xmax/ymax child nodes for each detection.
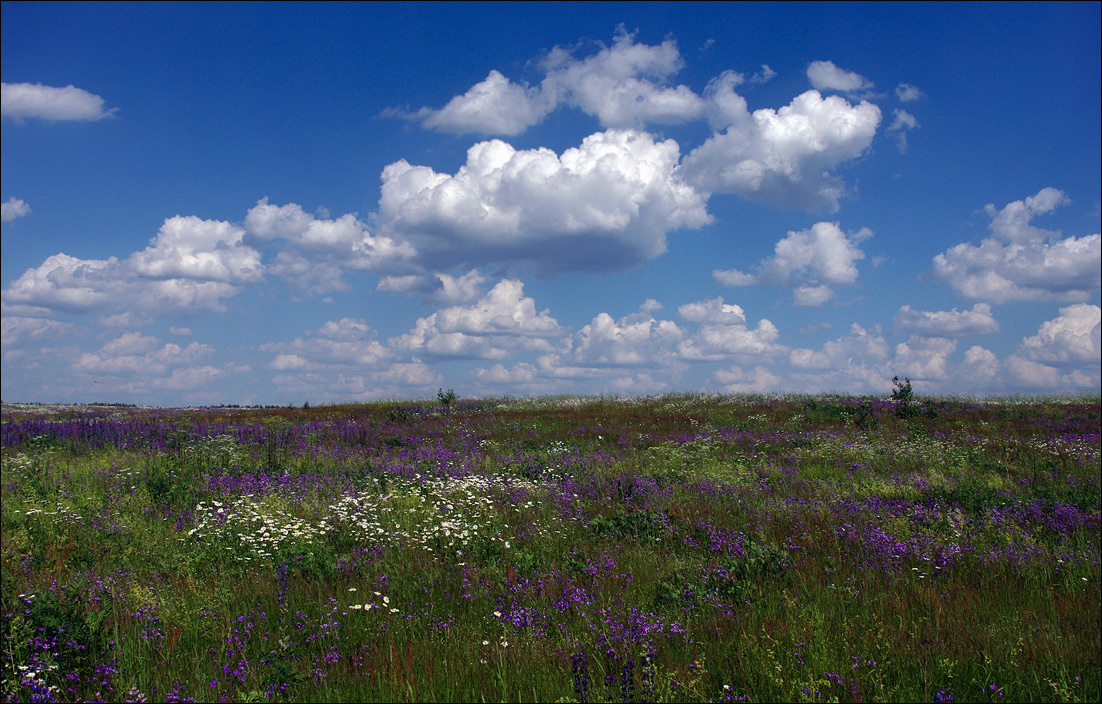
<box><xmin>681</xmin><ymin>73</ymin><xmax>881</xmax><ymax>212</ymax></box>
<box><xmin>932</xmin><ymin>189</ymin><xmax>1101</xmax><ymax>303</ymax></box>
<box><xmin>406</xmin><ymin>28</ymin><xmax>704</xmax><ymax>135</ymax></box>
<box><xmin>2</xmin><ymin>215</ymin><xmax>260</xmax><ymax>316</ymax></box>
<box><xmin>1006</xmin><ymin>304</ymin><xmax>1101</xmax><ymax>389</ymax></box>
<box><xmin>403</xmin><ymin>32</ymin><xmax>881</xmax><ymax>215</ymax></box>
<box><xmin>376</xmin><ymin>129</ymin><xmax>711</xmax><ymax>276</ymax></box>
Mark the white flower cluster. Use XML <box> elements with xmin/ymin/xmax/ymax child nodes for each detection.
<box><xmin>1027</xmin><ymin>436</ymin><xmax>1099</xmax><ymax>466</ymax></box>
<box><xmin>184</xmin><ymin>473</ymin><xmax>568</xmax><ymax>565</ymax></box>
<box><xmin>186</xmin><ymin>497</ymin><xmax>326</xmax><ymax>563</ymax></box>
<box><xmin>325</xmin><ymin>474</ymin><xmax>564</xmax><ymax>560</ymax></box>
<box><xmin>13</xmin><ymin>659</ymin><xmax>60</xmax><ymax>700</ymax></box>
<box><xmin>346</xmin><ymin>589</ymin><xmax>399</xmax><ymax>613</ymax></box>
<box><xmin>1</xmin><ymin>451</ymin><xmax>35</xmax><ymax>473</ymax></box>
<box><xmin>11</xmin><ymin>499</ymin><xmax>83</xmax><ymax>525</ymax></box>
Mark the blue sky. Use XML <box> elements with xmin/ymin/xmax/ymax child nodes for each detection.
<box><xmin>2</xmin><ymin>1</ymin><xmax>1099</xmax><ymax>405</ymax></box>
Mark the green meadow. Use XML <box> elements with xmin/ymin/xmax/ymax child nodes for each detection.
<box><xmin>1</xmin><ymin>392</ymin><xmax>1099</xmax><ymax>702</ymax></box>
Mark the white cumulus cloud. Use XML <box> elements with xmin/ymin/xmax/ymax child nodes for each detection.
<box><xmin>267</xmin><ymin>359</ymin><xmax>444</xmax><ymax>402</ymax></box>
<box><xmin>785</xmin><ymin>324</ymin><xmax>898</xmax><ymax>394</ymax></box>
<box><xmin>390</xmin><ymin>279</ymin><xmax>564</xmax><ymax>360</ymax></box>
<box><xmin>74</xmin><ymin>332</ymin><xmax>214</xmax><ymax>377</ymax></box>
<box><xmin>713</xmin><ymin>365</ymin><xmax>784</xmax><ymax>394</ymax></box>
<box><xmin>244</xmin><ymin>198</ymin><xmax>415</xmax><ymax>292</ymax></box>
<box><xmin>2</xmin><ymin>253</ymin><xmax>125</xmax><ymax>314</ymax></box>
<box><xmin>1</xmin><ymin>316</ymin><xmax>74</xmax><ymax>350</ymax></box>
<box><xmin>889</xmin><ymin>109</ymin><xmax>918</xmax><ymax>132</ymax></box>
<box><xmin>376</xmin><ymin>269</ymin><xmax>487</xmax><ymax>304</ymax></box>
<box><xmin>376</xmin><ymin>129</ymin><xmax>710</xmax><ymax>276</ymax></box>
<box><xmin>887</xmin><ymin>109</ymin><xmax>919</xmax><ymax>153</ymax></box>
<box><xmin>1</xmin><ymin>197</ymin><xmax>31</xmax><ymax>223</ymax></box>
<box><xmin>892</xmin><ymin>336</ymin><xmax>958</xmax><ymax>381</ymax></box>
<box><xmin>793</xmin><ymin>285</ymin><xmax>835</xmax><ymax>307</ymax></box>
<box><xmin>569</xmin><ymin>306</ymin><xmax>684</xmax><ymax>367</ymax></box>
<box><xmin>682</xmin><ymin>86</ymin><xmax>881</xmax><ymax>212</ymax></box>
<box><xmin>895</xmin><ymin>83</ymin><xmax>925</xmax><ymax>102</ymax></box>
<box><xmin>405</xmin><ymin>33</ymin><xmax>882</xmax><ymax>215</ymax></box>
<box><xmin>789</xmin><ymin>323</ymin><xmax>889</xmax><ymax>370</ymax></box>
<box><xmin>984</xmin><ymin>187</ymin><xmax>1070</xmax><ymax>244</ymax></box>
<box><xmin>713</xmin><ymin>222</ymin><xmax>870</xmax><ymax>305</ymax></box>
<box><xmin>931</xmin><ymin>188</ymin><xmax>1100</xmax><ymax>302</ymax></box>
<box><xmin>1006</xmin><ymin>305</ymin><xmax>1101</xmax><ymax>390</ymax></box>
<box><xmin>2</xmin><ymin>82</ymin><xmax>118</xmax><ymax>122</ymax></box>
<box><xmin>749</xmin><ymin>65</ymin><xmax>777</xmax><ymax>84</ymax></box>
<box><xmin>129</xmin><ymin>216</ymin><xmax>262</xmax><ymax>284</ymax></box>
<box><xmin>959</xmin><ymin>345</ymin><xmax>1002</xmax><ymax>385</ymax></box>
<box><xmin>471</xmin><ymin>361</ymin><xmax>540</xmax><ymax>386</ymax></box>
<box><xmin>677</xmin><ymin>296</ymin><xmax>748</xmax><ymax>325</ymax></box>
<box><xmin>894</xmin><ymin>303</ymin><xmax>1000</xmax><ymax>337</ymax></box>
<box><xmin>677</xmin><ymin>298</ymin><xmax>784</xmax><ymax>361</ymax></box>
<box><xmin>407</xmin><ymin>28</ymin><xmax>705</xmax><ymax>135</ymax></box>
<box><xmin>466</xmin><ymin>300</ymin><xmax>695</xmax><ymax>393</ymax></box>
<box><xmin>539</xmin><ymin>27</ymin><xmax>705</xmax><ymax>128</ymax></box>
<box><xmin>418</xmin><ymin>70</ymin><xmax>555</xmax><ymax>135</ymax></box>
<box><xmin>806</xmin><ymin>60</ymin><xmax>875</xmax><ymax>97</ymax></box>
<box><xmin>260</xmin><ymin>317</ymin><xmax>392</xmax><ymax>371</ymax></box>
<box><xmin>2</xmin><ymin>215</ymin><xmax>265</xmax><ymax>317</ymax></box>
<box><xmin>1014</xmin><ymin>303</ymin><xmax>1101</xmax><ymax>365</ymax></box>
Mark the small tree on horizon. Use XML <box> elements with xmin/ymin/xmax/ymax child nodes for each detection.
<box><xmin>437</xmin><ymin>388</ymin><xmax>458</xmax><ymax>409</ymax></box>
<box><xmin>891</xmin><ymin>376</ymin><xmax>918</xmax><ymax>419</ymax></box>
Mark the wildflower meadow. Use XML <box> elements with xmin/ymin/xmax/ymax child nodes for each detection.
<box><xmin>1</xmin><ymin>392</ymin><xmax>1099</xmax><ymax>702</ymax></box>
